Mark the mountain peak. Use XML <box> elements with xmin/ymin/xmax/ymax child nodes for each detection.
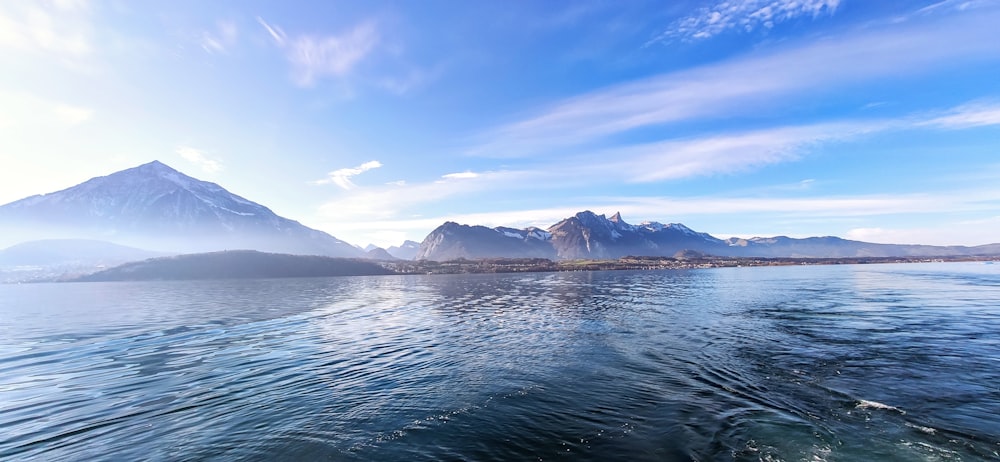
<box><xmin>132</xmin><ymin>160</ymin><xmax>180</xmax><ymax>175</ymax></box>
<box><xmin>122</xmin><ymin>160</ymin><xmax>203</xmax><ymax>189</ymax></box>
<box><xmin>142</xmin><ymin>159</ymin><xmax>170</xmax><ymax>168</ymax></box>
<box><xmin>609</xmin><ymin>211</ymin><xmax>623</xmax><ymax>223</ymax></box>
<box><xmin>0</xmin><ymin>161</ymin><xmax>363</xmax><ymax>257</ymax></box>
<box><xmin>574</xmin><ymin>210</ymin><xmax>602</xmax><ymax>221</ymax></box>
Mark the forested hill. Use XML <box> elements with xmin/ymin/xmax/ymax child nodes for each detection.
<box><xmin>70</xmin><ymin>250</ymin><xmax>395</xmax><ymax>282</ymax></box>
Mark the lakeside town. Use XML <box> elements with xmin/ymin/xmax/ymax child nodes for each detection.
<box><xmin>385</xmin><ymin>254</ymin><xmax>999</xmax><ymax>275</ymax></box>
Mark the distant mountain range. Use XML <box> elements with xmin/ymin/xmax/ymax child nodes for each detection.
<box><xmin>0</xmin><ymin>161</ymin><xmax>363</xmax><ymax>258</ymax></box>
<box><xmin>415</xmin><ymin>211</ymin><xmax>1000</xmax><ymax>261</ymax></box>
<box><xmin>2</xmin><ymin>162</ymin><xmax>997</xmax><ymax>266</ymax></box>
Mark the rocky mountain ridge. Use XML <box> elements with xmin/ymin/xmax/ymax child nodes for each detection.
<box><xmin>416</xmin><ymin>211</ymin><xmax>1000</xmax><ymax>261</ymax></box>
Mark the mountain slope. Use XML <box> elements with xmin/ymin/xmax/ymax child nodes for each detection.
<box><xmin>416</xmin><ymin>222</ymin><xmax>556</xmax><ymax>260</ymax></box>
<box><xmin>0</xmin><ymin>239</ymin><xmax>162</xmax><ymax>267</ymax></box>
<box><xmin>0</xmin><ymin>161</ymin><xmax>362</xmax><ymax>257</ymax></box>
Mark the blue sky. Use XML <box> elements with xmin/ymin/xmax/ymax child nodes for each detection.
<box><xmin>2</xmin><ymin>0</ymin><xmax>999</xmax><ymax>248</ymax></box>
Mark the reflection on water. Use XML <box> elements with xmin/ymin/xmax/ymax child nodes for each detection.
<box><xmin>1</xmin><ymin>262</ymin><xmax>998</xmax><ymax>461</ymax></box>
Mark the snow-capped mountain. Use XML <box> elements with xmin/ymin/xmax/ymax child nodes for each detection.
<box><xmin>0</xmin><ymin>161</ymin><xmax>363</xmax><ymax>257</ymax></box>
<box><xmin>415</xmin><ymin>222</ymin><xmax>556</xmax><ymax>260</ymax></box>
<box><xmin>415</xmin><ymin>211</ymin><xmax>733</xmax><ymax>261</ymax></box>
<box><xmin>414</xmin><ymin>210</ymin><xmax>1000</xmax><ymax>261</ymax></box>
<box><xmin>547</xmin><ymin>211</ymin><xmax>726</xmax><ymax>259</ymax></box>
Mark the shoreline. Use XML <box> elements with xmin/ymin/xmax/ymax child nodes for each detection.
<box><xmin>6</xmin><ymin>254</ymin><xmax>997</xmax><ymax>283</ymax></box>
<box><xmin>385</xmin><ymin>255</ymin><xmax>999</xmax><ymax>275</ymax></box>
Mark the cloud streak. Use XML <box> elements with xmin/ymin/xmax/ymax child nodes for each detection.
<box><xmin>650</xmin><ymin>0</ymin><xmax>840</xmax><ymax>43</ymax></box>
<box><xmin>176</xmin><ymin>146</ymin><xmax>223</xmax><ymax>173</ymax></box>
<box><xmin>256</xmin><ymin>16</ymin><xmax>286</xmax><ymax>46</ymax></box>
<box><xmin>596</xmin><ymin>121</ymin><xmax>888</xmax><ymax>183</ymax></box>
<box><xmin>201</xmin><ymin>20</ymin><xmax>238</xmax><ymax>54</ymax></box>
<box><xmin>920</xmin><ymin>101</ymin><xmax>1000</xmax><ymax>129</ymax></box>
<box><xmin>441</xmin><ymin>171</ymin><xmax>480</xmax><ymax>180</ymax></box>
<box><xmin>471</xmin><ymin>8</ymin><xmax>1000</xmax><ymax>158</ymax></box>
<box><xmin>316</xmin><ymin>160</ymin><xmax>383</xmax><ymax>190</ymax></box>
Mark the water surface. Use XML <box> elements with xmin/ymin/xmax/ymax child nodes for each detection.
<box><xmin>1</xmin><ymin>262</ymin><xmax>998</xmax><ymax>460</ymax></box>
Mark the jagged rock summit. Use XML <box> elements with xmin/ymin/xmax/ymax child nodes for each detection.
<box><xmin>547</xmin><ymin>211</ymin><xmax>725</xmax><ymax>259</ymax></box>
<box><xmin>0</xmin><ymin>161</ymin><xmax>363</xmax><ymax>257</ymax></box>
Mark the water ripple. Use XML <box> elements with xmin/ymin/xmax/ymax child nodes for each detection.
<box><xmin>1</xmin><ymin>263</ymin><xmax>999</xmax><ymax>460</ymax></box>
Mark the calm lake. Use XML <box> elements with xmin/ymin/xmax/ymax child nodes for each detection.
<box><xmin>1</xmin><ymin>262</ymin><xmax>998</xmax><ymax>461</ymax></box>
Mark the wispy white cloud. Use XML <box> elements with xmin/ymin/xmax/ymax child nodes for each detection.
<box><xmin>259</xmin><ymin>16</ymin><xmax>435</xmax><ymax>95</ymax></box>
<box><xmin>441</xmin><ymin>171</ymin><xmax>480</xmax><ymax>180</ymax></box>
<box><xmin>256</xmin><ymin>16</ymin><xmax>286</xmax><ymax>46</ymax></box>
<box><xmin>176</xmin><ymin>146</ymin><xmax>223</xmax><ymax>173</ymax></box>
<box><xmin>315</xmin><ymin>160</ymin><xmax>383</xmax><ymax>189</ymax></box>
<box><xmin>472</xmin><ymin>9</ymin><xmax>1000</xmax><ymax>158</ymax></box>
<box><xmin>649</xmin><ymin>0</ymin><xmax>840</xmax><ymax>44</ymax></box>
<box><xmin>597</xmin><ymin>121</ymin><xmax>888</xmax><ymax>183</ymax></box>
<box><xmin>920</xmin><ymin>101</ymin><xmax>1000</xmax><ymax>129</ymax></box>
<box><xmin>600</xmin><ymin>192</ymin><xmax>999</xmax><ymax>219</ymax></box>
<box><xmin>912</xmin><ymin>0</ymin><xmax>992</xmax><ymax>17</ymax></box>
<box><xmin>200</xmin><ymin>20</ymin><xmax>238</xmax><ymax>54</ymax></box>
<box><xmin>289</xmin><ymin>21</ymin><xmax>378</xmax><ymax>86</ymax></box>
<box><xmin>0</xmin><ymin>1</ymin><xmax>93</xmax><ymax>60</ymax></box>
<box><xmin>258</xmin><ymin>17</ymin><xmax>380</xmax><ymax>87</ymax></box>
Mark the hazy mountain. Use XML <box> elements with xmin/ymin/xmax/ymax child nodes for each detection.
<box><xmin>386</xmin><ymin>240</ymin><xmax>421</xmax><ymax>260</ymax></box>
<box><xmin>0</xmin><ymin>239</ymin><xmax>162</xmax><ymax>267</ymax></box>
<box><xmin>724</xmin><ymin>236</ymin><xmax>1000</xmax><ymax>258</ymax></box>
<box><xmin>364</xmin><ymin>247</ymin><xmax>399</xmax><ymax>261</ymax></box>
<box><xmin>415</xmin><ymin>211</ymin><xmax>1000</xmax><ymax>261</ymax></box>
<box><xmin>0</xmin><ymin>161</ymin><xmax>363</xmax><ymax>257</ymax></box>
<box><xmin>416</xmin><ymin>222</ymin><xmax>556</xmax><ymax>260</ymax></box>
<box><xmin>70</xmin><ymin>250</ymin><xmax>394</xmax><ymax>282</ymax></box>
